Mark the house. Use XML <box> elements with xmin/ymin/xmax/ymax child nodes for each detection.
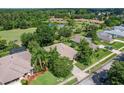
<box><xmin>71</xmin><ymin>34</ymin><xmax>82</xmax><ymax>43</ymax></box>
<box><xmin>104</xmin><ymin>29</ymin><xmax>124</xmax><ymax>38</ymax></box>
<box><xmin>49</xmin><ymin>16</ymin><xmax>66</xmax><ymax>23</ymax></box>
<box><xmin>74</xmin><ymin>18</ymin><xmax>104</xmax><ymax>24</ymax></box>
<box><xmin>44</xmin><ymin>43</ymin><xmax>77</xmax><ymax>60</ymax></box>
<box><xmin>102</xmin><ymin>25</ymin><xmax>124</xmax><ymax>38</ymax></box>
<box><xmin>97</xmin><ymin>32</ymin><xmax>113</xmax><ymax>42</ymax></box>
<box><xmin>0</xmin><ymin>51</ymin><xmax>32</xmax><ymax>85</ymax></box>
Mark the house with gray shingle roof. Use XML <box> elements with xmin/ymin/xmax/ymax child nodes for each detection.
<box><xmin>0</xmin><ymin>51</ymin><xmax>32</xmax><ymax>85</ymax></box>
<box><xmin>98</xmin><ymin>25</ymin><xmax>124</xmax><ymax>41</ymax></box>
<box><xmin>44</xmin><ymin>43</ymin><xmax>77</xmax><ymax>60</ymax></box>
<box><xmin>97</xmin><ymin>31</ymin><xmax>113</xmax><ymax>42</ymax></box>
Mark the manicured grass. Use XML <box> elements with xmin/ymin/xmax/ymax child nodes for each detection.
<box><xmin>94</xmin><ymin>49</ymin><xmax>112</xmax><ymax>61</ymax></box>
<box><xmin>75</xmin><ymin>49</ymin><xmax>111</xmax><ymax>71</ymax></box>
<box><xmin>30</xmin><ymin>71</ymin><xmax>60</xmax><ymax>85</ymax></box>
<box><xmin>109</xmin><ymin>42</ymin><xmax>124</xmax><ymax>49</ymax></box>
<box><xmin>30</xmin><ymin>71</ymin><xmax>73</xmax><ymax>85</ymax></box>
<box><xmin>0</xmin><ymin>28</ymin><xmax>36</xmax><ymax>44</ymax></box>
<box><xmin>64</xmin><ymin>78</ymin><xmax>78</xmax><ymax>85</ymax></box>
<box><xmin>120</xmin><ymin>48</ymin><xmax>124</xmax><ymax>51</ymax></box>
<box><xmin>117</xmin><ymin>38</ymin><xmax>124</xmax><ymax>41</ymax></box>
<box><xmin>75</xmin><ymin>62</ymin><xmax>87</xmax><ymax>70</ymax></box>
<box><xmin>89</xmin><ymin>53</ymin><xmax>117</xmax><ymax>73</ymax></box>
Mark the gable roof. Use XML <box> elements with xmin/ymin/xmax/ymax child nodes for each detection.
<box><xmin>0</xmin><ymin>51</ymin><xmax>32</xmax><ymax>84</ymax></box>
<box><xmin>44</xmin><ymin>43</ymin><xmax>77</xmax><ymax>60</ymax></box>
<box><xmin>97</xmin><ymin>31</ymin><xmax>113</xmax><ymax>42</ymax></box>
<box><xmin>71</xmin><ymin>34</ymin><xmax>82</xmax><ymax>43</ymax></box>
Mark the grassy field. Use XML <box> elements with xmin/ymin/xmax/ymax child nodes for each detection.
<box><xmin>109</xmin><ymin>42</ymin><xmax>124</xmax><ymax>49</ymax></box>
<box><xmin>30</xmin><ymin>71</ymin><xmax>60</xmax><ymax>85</ymax></box>
<box><xmin>0</xmin><ymin>28</ymin><xmax>36</xmax><ymax>44</ymax></box>
<box><xmin>94</xmin><ymin>49</ymin><xmax>112</xmax><ymax>61</ymax></box>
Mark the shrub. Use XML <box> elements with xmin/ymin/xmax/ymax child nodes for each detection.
<box><xmin>21</xmin><ymin>79</ymin><xmax>28</xmax><ymax>85</ymax></box>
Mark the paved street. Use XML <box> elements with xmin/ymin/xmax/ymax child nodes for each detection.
<box><xmin>78</xmin><ymin>60</ymin><xmax>114</xmax><ymax>85</ymax></box>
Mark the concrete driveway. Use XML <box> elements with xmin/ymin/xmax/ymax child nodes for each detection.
<box><xmin>72</xmin><ymin>66</ymin><xmax>89</xmax><ymax>81</ymax></box>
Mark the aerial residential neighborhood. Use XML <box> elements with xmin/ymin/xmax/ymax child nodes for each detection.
<box><xmin>0</xmin><ymin>9</ymin><xmax>124</xmax><ymax>85</ymax></box>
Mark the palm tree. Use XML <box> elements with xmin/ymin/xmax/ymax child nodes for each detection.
<box><xmin>31</xmin><ymin>47</ymin><xmax>48</xmax><ymax>72</ymax></box>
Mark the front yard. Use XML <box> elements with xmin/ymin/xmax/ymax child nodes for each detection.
<box><xmin>30</xmin><ymin>71</ymin><xmax>60</xmax><ymax>85</ymax></box>
<box><xmin>30</xmin><ymin>71</ymin><xmax>73</xmax><ymax>85</ymax></box>
<box><xmin>109</xmin><ymin>42</ymin><xmax>124</xmax><ymax>49</ymax></box>
<box><xmin>75</xmin><ymin>49</ymin><xmax>112</xmax><ymax>70</ymax></box>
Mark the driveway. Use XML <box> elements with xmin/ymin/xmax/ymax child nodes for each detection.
<box><xmin>72</xmin><ymin>66</ymin><xmax>89</xmax><ymax>81</ymax></box>
<box><xmin>111</xmin><ymin>49</ymin><xmax>121</xmax><ymax>55</ymax></box>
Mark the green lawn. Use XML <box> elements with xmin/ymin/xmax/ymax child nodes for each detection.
<box><xmin>109</xmin><ymin>42</ymin><xmax>124</xmax><ymax>49</ymax></box>
<box><xmin>88</xmin><ymin>53</ymin><xmax>117</xmax><ymax>73</ymax></box>
<box><xmin>30</xmin><ymin>71</ymin><xmax>73</xmax><ymax>85</ymax></box>
<box><xmin>0</xmin><ymin>28</ymin><xmax>36</xmax><ymax>44</ymax></box>
<box><xmin>30</xmin><ymin>71</ymin><xmax>60</xmax><ymax>85</ymax></box>
<box><xmin>117</xmin><ymin>38</ymin><xmax>124</xmax><ymax>41</ymax></box>
<box><xmin>64</xmin><ymin>78</ymin><xmax>78</xmax><ymax>85</ymax></box>
<box><xmin>75</xmin><ymin>49</ymin><xmax>111</xmax><ymax>71</ymax></box>
<box><xmin>94</xmin><ymin>49</ymin><xmax>112</xmax><ymax>61</ymax></box>
<box><xmin>75</xmin><ymin>62</ymin><xmax>87</xmax><ymax>70</ymax></box>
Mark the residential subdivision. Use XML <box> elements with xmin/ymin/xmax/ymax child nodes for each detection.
<box><xmin>0</xmin><ymin>9</ymin><xmax>124</xmax><ymax>85</ymax></box>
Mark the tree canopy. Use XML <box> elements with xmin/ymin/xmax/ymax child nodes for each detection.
<box><xmin>108</xmin><ymin>61</ymin><xmax>124</xmax><ymax>85</ymax></box>
<box><xmin>75</xmin><ymin>39</ymin><xmax>93</xmax><ymax>65</ymax></box>
<box><xmin>49</xmin><ymin>57</ymin><xmax>73</xmax><ymax>78</ymax></box>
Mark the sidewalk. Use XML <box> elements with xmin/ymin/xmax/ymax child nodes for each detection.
<box><xmin>59</xmin><ymin>46</ymin><xmax>124</xmax><ymax>85</ymax></box>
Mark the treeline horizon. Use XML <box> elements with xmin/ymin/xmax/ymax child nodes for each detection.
<box><xmin>0</xmin><ymin>8</ymin><xmax>124</xmax><ymax>30</ymax></box>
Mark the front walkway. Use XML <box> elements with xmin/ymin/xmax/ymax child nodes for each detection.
<box><xmin>59</xmin><ymin>45</ymin><xmax>124</xmax><ymax>85</ymax></box>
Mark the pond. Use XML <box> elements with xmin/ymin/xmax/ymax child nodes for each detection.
<box><xmin>49</xmin><ymin>23</ymin><xmax>65</xmax><ymax>28</ymax></box>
